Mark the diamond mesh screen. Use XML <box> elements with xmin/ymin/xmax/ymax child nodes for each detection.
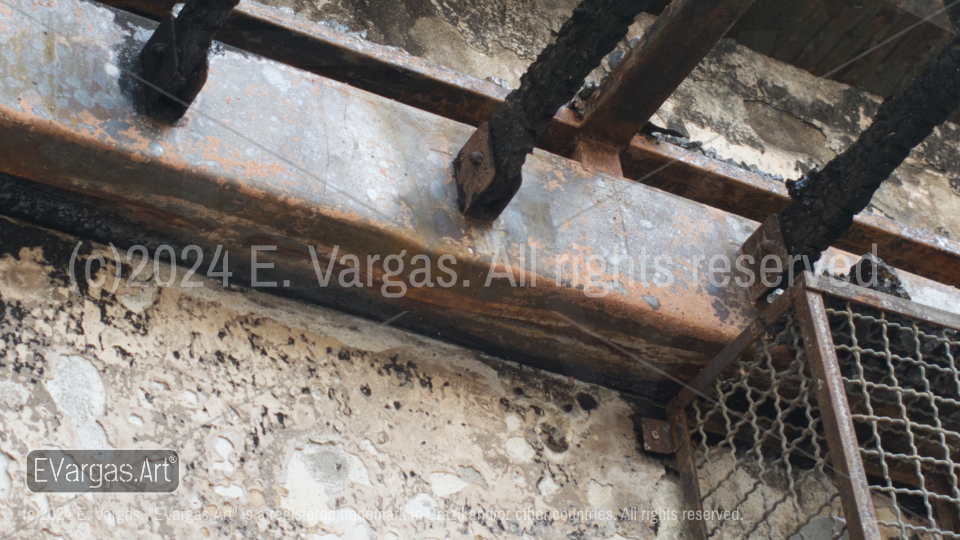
<box><xmin>827</xmin><ymin>297</ymin><xmax>960</xmax><ymax>539</ymax></box>
<box><xmin>687</xmin><ymin>310</ymin><xmax>848</xmax><ymax>539</ymax></box>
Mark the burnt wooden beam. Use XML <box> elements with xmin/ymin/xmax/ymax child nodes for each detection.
<box><xmin>778</xmin><ymin>29</ymin><xmax>960</xmax><ymax>270</ymax></box>
<box><xmin>577</xmin><ymin>0</ymin><xmax>757</xmax><ymax>148</ymax></box>
<box><xmin>140</xmin><ymin>0</ymin><xmax>240</xmax><ymax>121</ymax></box>
<box><xmin>453</xmin><ymin>0</ymin><xmax>651</xmax><ymax>223</ymax></box>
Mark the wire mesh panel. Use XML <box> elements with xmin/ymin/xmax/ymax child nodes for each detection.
<box><xmin>685</xmin><ymin>309</ymin><xmax>848</xmax><ymax>539</ymax></box>
<box><xmin>825</xmin><ymin>295</ymin><xmax>960</xmax><ymax>539</ymax></box>
<box><xmin>670</xmin><ymin>276</ymin><xmax>960</xmax><ymax>540</ymax></box>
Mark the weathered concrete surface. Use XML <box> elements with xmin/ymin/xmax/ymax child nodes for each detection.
<box><xmin>777</xmin><ymin>25</ymin><xmax>960</xmax><ymax>269</ymax></box>
<box><xmin>0</xmin><ymin>216</ymin><xmax>687</xmax><ymax>539</ymax></box>
<box><xmin>246</xmin><ymin>0</ymin><xmax>656</xmax><ymax>90</ymax></box>
<box><xmin>0</xmin><ymin>218</ymin><xmax>932</xmax><ymax>539</ymax></box>
<box><xmin>727</xmin><ymin>0</ymin><xmax>955</xmax><ymax>100</ymax></box>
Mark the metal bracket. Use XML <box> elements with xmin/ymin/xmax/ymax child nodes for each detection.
<box><xmin>140</xmin><ymin>0</ymin><xmax>240</xmax><ymax>122</ymax></box>
<box><xmin>740</xmin><ymin>214</ymin><xmax>789</xmax><ymax>304</ymax></box>
<box><xmin>641</xmin><ymin>417</ymin><xmax>675</xmax><ymax>454</ymax></box>
<box><xmin>453</xmin><ymin>122</ymin><xmax>497</xmax><ymax>220</ymax></box>
<box><xmin>451</xmin><ymin>0</ymin><xmax>650</xmax><ymax>223</ymax></box>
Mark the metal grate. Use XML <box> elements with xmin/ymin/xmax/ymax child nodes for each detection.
<box><xmin>687</xmin><ymin>309</ymin><xmax>848</xmax><ymax>539</ymax></box>
<box><xmin>827</xmin><ymin>297</ymin><xmax>960</xmax><ymax>539</ymax></box>
<box><xmin>668</xmin><ymin>274</ymin><xmax>960</xmax><ymax>540</ymax></box>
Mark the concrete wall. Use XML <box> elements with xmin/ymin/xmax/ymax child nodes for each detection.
<box><xmin>0</xmin><ymin>217</ymin><xmax>932</xmax><ymax>539</ymax></box>
<box><xmin>0</xmin><ymin>217</ymin><xmax>685</xmax><ymax>539</ymax></box>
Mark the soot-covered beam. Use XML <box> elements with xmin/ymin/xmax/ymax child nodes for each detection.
<box><xmin>453</xmin><ymin>0</ymin><xmax>651</xmax><ymax>223</ymax></box>
<box><xmin>141</xmin><ymin>0</ymin><xmax>240</xmax><ymax>121</ymax></box>
<box><xmin>778</xmin><ymin>28</ymin><xmax>960</xmax><ymax>271</ymax></box>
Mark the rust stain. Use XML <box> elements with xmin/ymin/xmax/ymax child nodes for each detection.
<box><xmin>76</xmin><ymin>110</ymin><xmax>117</xmax><ymax>145</ymax></box>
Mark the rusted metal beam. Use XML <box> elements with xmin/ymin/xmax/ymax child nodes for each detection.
<box><xmin>452</xmin><ymin>0</ymin><xmax>651</xmax><ymax>222</ymax></box>
<box><xmin>623</xmin><ymin>134</ymin><xmax>960</xmax><ymax>291</ymax></box>
<box><xmin>90</xmin><ymin>0</ymin><xmax>960</xmax><ymax>292</ymax></box>
<box><xmin>0</xmin><ymin>0</ymin><xmax>755</xmax><ymax>400</ymax></box>
<box><xmin>220</xmin><ymin>1</ymin><xmax>517</xmax><ymax>132</ymax></box>
<box><xmin>794</xmin><ymin>287</ymin><xmax>882</xmax><ymax>540</ymax></box>
<box><xmin>804</xmin><ymin>273</ymin><xmax>960</xmax><ymax>330</ymax></box>
<box><xmin>739</xmin><ymin>214</ymin><xmax>789</xmax><ymax>302</ymax></box>
<box><xmin>141</xmin><ymin>0</ymin><xmax>240</xmax><ymax>121</ymax></box>
<box><xmin>4</xmin><ymin>0</ymin><xmax>960</xmax><ymax>402</ymax></box>
<box><xmin>666</xmin><ymin>401</ymin><xmax>708</xmax><ymax>539</ymax></box>
<box><xmin>578</xmin><ymin>0</ymin><xmax>757</xmax><ymax>148</ymax></box>
<box><xmin>571</xmin><ymin>136</ymin><xmax>623</xmax><ymax>176</ymax></box>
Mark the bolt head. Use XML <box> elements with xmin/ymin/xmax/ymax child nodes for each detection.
<box><xmin>468</xmin><ymin>151</ymin><xmax>484</xmax><ymax>165</ymax></box>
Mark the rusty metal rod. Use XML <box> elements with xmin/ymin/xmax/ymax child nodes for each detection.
<box><xmin>453</xmin><ymin>0</ymin><xmax>651</xmax><ymax>222</ymax></box>
<box><xmin>579</xmin><ymin>0</ymin><xmax>757</xmax><ymax>148</ymax></box>
<box><xmin>795</xmin><ymin>289</ymin><xmax>882</xmax><ymax>540</ymax></box>
<box><xmin>141</xmin><ymin>0</ymin><xmax>240</xmax><ymax>121</ymax></box>
<box><xmin>778</xmin><ymin>30</ymin><xmax>960</xmax><ymax>269</ymax></box>
<box><xmin>666</xmin><ymin>400</ymin><xmax>708</xmax><ymax>539</ymax></box>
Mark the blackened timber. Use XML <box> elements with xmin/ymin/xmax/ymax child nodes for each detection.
<box><xmin>779</xmin><ymin>31</ymin><xmax>960</xmax><ymax>269</ymax></box>
<box><xmin>579</xmin><ymin>0</ymin><xmax>757</xmax><ymax>148</ymax></box>
<box><xmin>140</xmin><ymin>0</ymin><xmax>240</xmax><ymax>121</ymax></box>
<box><xmin>453</xmin><ymin>0</ymin><xmax>651</xmax><ymax>222</ymax></box>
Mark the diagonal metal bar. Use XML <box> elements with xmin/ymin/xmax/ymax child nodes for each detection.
<box><xmin>141</xmin><ymin>0</ymin><xmax>240</xmax><ymax>121</ymax></box>
<box><xmin>578</xmin><ymin>0</ymin><xmax>757</xmax><ymax>148</ymax></box>
<box><xmin>779</xmin><ymin>26</ymin><xmax>960</xmax><ymax>271</ymax></box>
<box><xmin>452</xmin><ymin>0</ymin><xmax>651</xmax><ymax>222</ymax></box>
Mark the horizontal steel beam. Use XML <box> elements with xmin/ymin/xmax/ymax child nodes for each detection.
<box><xmin>2</xmin><ymin>0</ymin><xmax>959</xmax><ymax>400</ymax></box>
<box><xmin>93</xmin><ymin>0</ymin><xmax>960</xmax><ymax>292</ymax></box>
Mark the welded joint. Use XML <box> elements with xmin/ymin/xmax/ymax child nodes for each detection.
<box><xmin>740</xmin><ymin>214</ymin><xmax>788</xmax><ymax>304</ymax></box>
<box><xmin>452</xmin><ymin>0</ymin><xmax>652</xmax><ymax>223</ymax></box>
<box><xmin>572</xmin><ymin>136</ymin><xmax>623</xmax><ymax>177</ymax></box>
<box><xmin>140</xmin><ymin>0</ymin><xmax>240</xmax><ymax>122</ymax></box>
<box><xmin>453</xmin><ymin>122</ymin><xmax>500</xmax><ymax>220</ymax></box>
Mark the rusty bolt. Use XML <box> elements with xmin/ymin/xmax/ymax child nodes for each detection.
<box><xmin>468</xmin><ymin>151</ymin><xmax>484</xmax><ymax>165</ymax></box>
